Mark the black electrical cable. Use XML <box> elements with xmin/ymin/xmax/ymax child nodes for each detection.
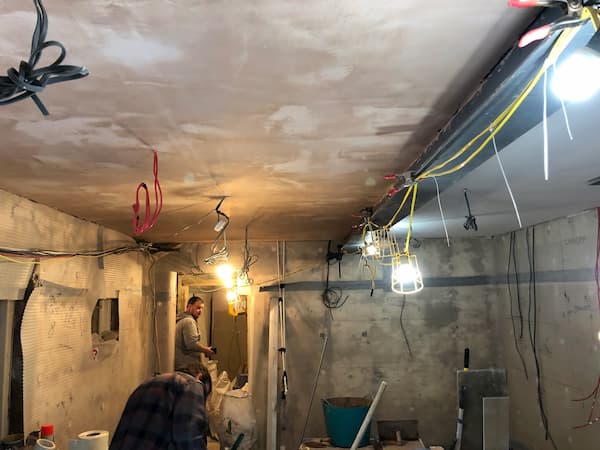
<box><xmin>0</xmin><ymin>244</ymin><xmax>145</xmax><ymax>260</ymax></box>
<box><xmin>321</xmin><ymin>242</ymin><xmax>348</xmax><ymax>317</ymax></box>
<box><xmin>0</xmin><ymin>0</ymin><xmax>89</xmax><ymax>115</ymax></box>
<box><xmin>526</xmin><ymin>227</ymin><xmax>558</xmax><ymax>450</ymax></box>
<box><xmin>507</xmin><ymin>232</ymin><xmax>529</xmax><ymax>380</ymax></box>
<box><xmin>511</xmin><ymin>232</ymin><xmax>525</xmax><ymax>339</ymax></box>
<box><xmin>399</xmin><ymin>295</ymin><xmax>413</xmax><ymax>358</ymax></box>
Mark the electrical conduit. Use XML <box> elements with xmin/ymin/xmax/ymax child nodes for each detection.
<box><xmin>350</xmin><ymin>381</ymin><xmax>388</xmax><ymax>450</ymax></box>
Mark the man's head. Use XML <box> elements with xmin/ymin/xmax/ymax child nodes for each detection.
<box><xmin>177</xmin><ymin>361</ymin><xmax>212</xmax><ymax>395</ymax></box>
<box><xmin>186</xmin><ymin>296</ymin><xmax>204</xmax><ymax>319</ymax></box>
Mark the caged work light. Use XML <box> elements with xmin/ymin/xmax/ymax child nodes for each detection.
<box><xmin>391</xmin><ymin>253</ymin><xmax>424</xmax><ymax>294</ymax></box>
<box><xmin>362</xmin><ymin>226</ymin><xmax>400</xmax><ymax>264</ymax></box>
<box><xmin>388</xmin><ymin>182</ymin><xmax>424</xmax><ymax>294</ymax></box>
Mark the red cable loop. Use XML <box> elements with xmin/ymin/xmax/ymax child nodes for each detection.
<box><xmin>508</xmin><ymin>0</ymin><xmax>542</xmax><ymax>8</ymax></box>
<box><xmin>387</xmin><ymin>187</ymin><xmax>401</xmax><ymax>197</ymax></box>
<box><xmin>518</xmin><ymin>25</ymin><xmax>551</xmax><ymax>48</ymax></box>
<box><xmin>132</xmin><ymin>151</ymin><xmax>163</xmax><ymax>235</ymax></box>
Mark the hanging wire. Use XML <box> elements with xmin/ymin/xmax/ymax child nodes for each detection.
<box><xmin>321</xmin><ymin>241</ymin><xmax>348</xmax><ymax>317</ymax></box>
<box><xmin>432</xmin><ymin>177</ymin><xmax>450</xmax><ymax>247</ymax></box>
<box><xmin>555</xmin><ymin>64</ymin><xmax>574</xmax><ymax>140</ymax></box>
<box><xmin>400</xmin><ymin>295</ymin><xmax>413</xmax><ymax>358</ymax></box>
<box><xmin>204</xmin><ymin>199</ymin><xmax>230</xmax><ymax>265</ymax></box>
<box><xmin>491</xmin><ymin>133</ymin><xmax>523</xmax><ymax>228</ymax></box>
<box><xmin>170</xmin><ymin>209</ymin><xmax>213</xmax><ymax>238</ymax></box>
<box><xmin>526</xmin><ymin>226</ymin><xmax>558</xmax><ymax>450</ymax></box>
<box><xmin>572</xmin><ymin>375</ymin><xmax>600</xmax><ymax>429</ymax></box>
<box><xmin>0</xmin><ymin>0</ymin><xmax>89</xmax><ymax>115</ymax></box>
<box><xmin>542</xmin><ymin>69</ymin><xmax>550</xmax><ymax>181</ymax></box>
<box><xmin>132</xmin><ymin>151</ymin><xmax>163</xmax><ymax>235</ymax></box>
<box><xmin>402</xmin><ymin>183</ymin><xmax>419</xmax><ymax>254</ymax></box>
<box><xmin>507</xmin><ymin>232</ymin><xmax>528</xmax><ymax>380</ymax></box>
<box><xmin>380</xmin><ymin>14</ymin><xmax>586</xmax><ymax>197</ymax></box>
<box><xmin>362</xmin><ymin>258</ymin><xmax>376</xmax><ymax>297</ymax></box>
<box><xmin>239</xmin><ymin>225</ymin><xmax>258</xmax><ymax>285</ymax></box>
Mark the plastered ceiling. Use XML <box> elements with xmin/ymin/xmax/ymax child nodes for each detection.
<box><xmin>0</xmin><ymin>1</ymin><xmax>534</xmax><ymax>242</ymax></box>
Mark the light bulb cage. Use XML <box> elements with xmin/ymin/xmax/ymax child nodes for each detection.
<box><xmin>391</xmin><ymin>253</ymin><xmax>424</xmax><ymax>294</ymax></box>
<box><xmin>362</xmin><ymin>227</ymin><xmax>400</xmax><ymax>264</ymax></box>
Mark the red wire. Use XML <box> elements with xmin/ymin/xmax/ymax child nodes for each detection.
<box><xmin>571</xmin><ymin>211</ymin><xmax>600</xmax><ymax>430</ymax></box>
<box><xmin>132</xmin><ymin>151</ymin><xmax>163</xmax><ymax>235</ymax></box>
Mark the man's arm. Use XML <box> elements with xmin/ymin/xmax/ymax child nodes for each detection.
<box><xmin>181</xmin><ymin>318</ymin><xmax>215</xmax><ymax>356</ymax></box>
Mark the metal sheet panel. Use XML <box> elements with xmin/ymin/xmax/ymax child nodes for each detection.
<box><xmin>483</xmin><ymin>397</ymin><xmax>509</xmax><ymax>450</ymax></box>
<box><xmin>457</xmin><ymin>369</ymin><xmax>508</xmax><ymax>450</ymax></box>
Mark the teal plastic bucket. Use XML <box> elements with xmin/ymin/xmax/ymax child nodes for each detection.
<box><xmin>322</xmin><ymin>397</ymin><xmax>371</xmax><ymax>447</ymax></box>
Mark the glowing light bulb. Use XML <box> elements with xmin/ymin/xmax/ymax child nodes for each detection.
<box><xmin>552</xmin><ymin>48</ymin><xmax>600</xmax><ymax>102</ymax></box>
<box><xmin>216</xmin><ymin>264</ymin><xmax>234</xmax><ymax>281</ymax></box>
<box><xmin>366</xmin><ymin>244</ymin><xmax>378</xmax><ymax>256</ymax></box>
<box><xmin>226</xmin><ymin>290</ymin><xmax>238</xmax><ymax>303</ymax></box>
<box><xmin>393</xmin><ymin>263</ymin><xmax>420</xmax><ymax>284</ymax></box>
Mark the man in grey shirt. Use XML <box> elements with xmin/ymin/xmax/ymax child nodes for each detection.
<box><xmin>175</xmin><ymin>296</ymin><xmax>215</xmax><ymax>370</ymax></box>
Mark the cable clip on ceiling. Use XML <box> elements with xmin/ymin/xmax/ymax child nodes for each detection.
<box><xmin>132</xmin><ymin>151</ymin><xmax>163</xmax><ymax>236</ymax></box>
<box><xmin>0</xmin><ymin>0</ymin><xmax>89</xmax><ymax>115</ymax></box>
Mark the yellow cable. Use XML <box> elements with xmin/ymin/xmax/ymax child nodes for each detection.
<box><xmin>403</xmin><ymin>183</ymin><xmax>419</xmax><ymax>254</ymax></box>
<box><xmin>0</xmin><ymin>254</ymin><xmax>41</xmax><ymax>265</ymax></box>
<box><xmin>417</xmin><ymin>16</ymin><xmax>586</xmax><ymax>181</ymax></box>
<box><xmin>384</xmin><ymin>184</ymin><xmax>415</xmax><ymax>229</ymax></box>
<box><xmin>382</xmin><ymin>12</ymin><xmax>593</xmax><ymax>241</ymax></box>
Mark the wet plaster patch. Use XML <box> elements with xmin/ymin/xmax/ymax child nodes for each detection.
<box><xmin>264</xmin><ymin>105</ymin><xmax>317</xmax><ymax>135</ymax></box>
<box><xmin>15</xmin><ymin>118</ymin><xmax>140</xmax><ymax>147</ymax></box>
<box><xmin>100</xmin><ymin>33</ymin><xmax>183</xmax><ymax>67</ymax></box>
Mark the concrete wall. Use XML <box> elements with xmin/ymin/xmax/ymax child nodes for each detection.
<box><xmin>495</xmin><ymin>209</ymin><xmax>600</xmax><ymax>450</ymax></box>
<box><xmin>0</xmin><ymin>189</ymin><xmax>156</xmax><ymax>449</ymax></box>
<box><xmin>190</xmin><ymin>237</ymin><xmax>505</xmax><ymax>449</ymax></box>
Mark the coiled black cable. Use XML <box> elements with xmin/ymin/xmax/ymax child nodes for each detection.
<box><xmin>0</xmin><ymin>0</ymin><xmax>89</xmax><ymax>115</ymax></box>
<box><xmin>321</xmin><ymin>241</ymin><xmax>348</xmax><ymax>317</ymax></box>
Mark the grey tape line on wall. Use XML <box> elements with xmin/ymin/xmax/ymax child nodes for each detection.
<box><xmin>258</xmin><ymin>269</ymin><xmax>595</xmax><ymax>292</ymax></box>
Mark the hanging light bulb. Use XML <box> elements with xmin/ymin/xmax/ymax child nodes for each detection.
<box><xmin>552</xmin><ymin>30</ymin><xmax>600</xmax><ymax>102</ymax></box>
<box><xmin>365</xmin><ymin>243</ymin><xmax>379</xmax><ymax>256</ymax></box>
<box><xmin>362</xmin><ymin>225</ymin><xmax>380</xmax><ymax>258</ymax></box>
<box><xmin>216</xmin><ymin>264</ymin><xmax>236</xmax><ymax>288</ymax></box>
<box><xmin>391</xmin><ymin>253</ymin><xmax>424</xmax><ymax>294</ymax></box>
<box><xmin>552</xmin><ymin>47</ymin><xmax>600</xmax><ymax>102</ymax></box>
<box><xmin>226</xmin><ymin>289</ymin><xmax>238</xmax><ymax>304</ymax></box>
<box><xmin>216</xmin><ymin>264</ymin><xmax>234</xmax><ymax>280</ymax></box>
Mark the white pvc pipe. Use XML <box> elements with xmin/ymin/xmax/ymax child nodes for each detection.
<box><xmin>350</xmin><ymin>381</ymin><xmax>388</xmax><ymax>450</ymax></box>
